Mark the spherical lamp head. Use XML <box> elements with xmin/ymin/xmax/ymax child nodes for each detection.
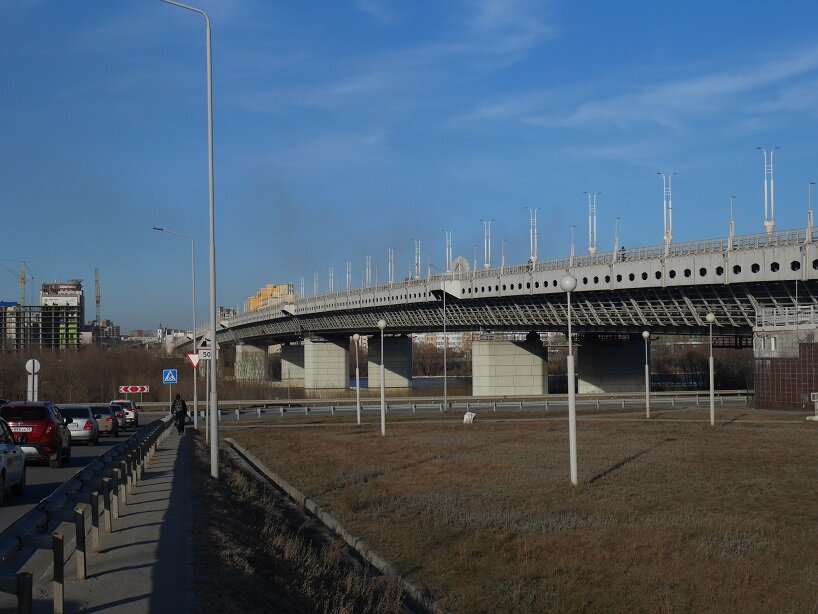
<box><xmin>560</xmin><ymin>274</ymin><xmax>577</xmax><ymax>293</ymax></box>
<box><xmin>642</xmin><ymin>330</ymin><xmax>650</xmax><ymax>340</ymax></box>
<box><xmin>705</xmin><ymin>313</ymin><xmax>716</xmax><ymax>324</ymax></box>
<box><xmin>377</xmin><ymin>319</ymin><xmax>387</xmax><ymax>331</ymax></box>
<box><xmin>352</xmin><ymin>333</ymin><xmax>360</xmax><ymax>342</ymax></box>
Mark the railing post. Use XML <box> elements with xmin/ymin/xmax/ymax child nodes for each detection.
<box><xmin>235</xmin><ymin>408</ymin><xmax>240</xmax><ymax>420</ymax></box>
<box><xmin>16</xmin><ymin>571</ymin><xmax>32</xmax><ymax>614</ymax></box>
<box><xmin>280</xmin><ymin>407</ymin><xmax>284</xmax><ymax>417</ymax></box>
<box><xmin>111</xmin><ymin>470</ymin><xmax>120</xmax><ymax>520</ymax></box>
<box><xmin>102</xmin><ymin>478</ymin><xmax>113</xmax><ymax>533</ymax></box>
<box><xmin>53</xmin><ymin>531</ymin><xmax>64</xmax><ymax>614</ymax></box>
<box><xmin>74</xmin><ymin>505</ymin><xmax>87</xmax><ymax>581</ymax></box>
<box><xmin>257</xmin><ymin>407</ymin><xmax>261</xmax><ymax>418</ymax></box>
<box><xmin>90</xmin><ymin>491</ymin><xmax>101</xmax><ymax>552</ymax></box>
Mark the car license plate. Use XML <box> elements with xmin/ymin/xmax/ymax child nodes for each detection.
<box><xmin>11</xmin><ymin>426</ymin><xmax>32</xmax><ymax>433</ymax></box>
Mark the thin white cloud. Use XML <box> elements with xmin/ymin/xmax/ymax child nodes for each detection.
<box><xmin>352</xmin><ymin>0</ymin><xmax>401</xmax><ymax>25</ymax></box>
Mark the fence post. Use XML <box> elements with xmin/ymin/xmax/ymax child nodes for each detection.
<box><xmin>102</xmin><ymin>478</ymin><xmax>113</xmax><ymax>532</ymax></box>
<box><xmin>90</xmin><ymin>491</ymin><xmax>101</xmax><ymax>552</ymax></box>
<box><xmin>111</xmin><ymin>470</ymin><xmax>120</xmax><ymax>520</ymax></box>
<box><xmin>236</xmin><ymin>408</ymin><xmax>240</xmax><ymax>421</ymax></box>
<box><xmin>280</xmin><ymin>407</ymin><xmax>284</xmax><ymax>417</ymax></box>
<box><xmin>218</xmin><ymin>410</ymin><xmax>222</xmax><ymax>422</ymax></box>
<box><xmin>412</xmin><ymin>404</ymin><xmax>416</xmax><ymax>414</ymax></box>
<box><xmin>74</xmin><ymin>505</ymin><xmax>87</xmax><ymax>581</ymax></box>
<box><xmin>16</xmin><ymin>571</ymin><xmax>32</xmax><ymax>614</ymax></box>
<box><xmin>545</xmin><ymin>399</ymin><xmax>549</xmax><ymax>411</ymax></box>
<box><xmin>53</xmin><ymin>531</ymin><xmax>64</xmax><ymax>614</ymax></box>
<box><xmin>257</xmin><ymin>407</ymin><xmax>261</xmax><ymax>418</ymax></box>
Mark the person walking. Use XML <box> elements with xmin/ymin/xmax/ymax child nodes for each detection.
<box><xmin>172</xmin><ymin>393</ymin><xmax>188</xmax><ymax>435</ymax></box>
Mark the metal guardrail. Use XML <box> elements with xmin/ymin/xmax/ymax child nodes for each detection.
<box><xmin>0</xmin><ymin>415</ymin><xmax>175</xmax><ymax>612</ymax></box>
<box><xmin>756</xmin><ymin>305</ymin><xmax>818</xmax><ymax>328</ymax></box>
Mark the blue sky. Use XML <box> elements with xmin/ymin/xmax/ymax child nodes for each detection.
<box><xmin>2</xmin><ymin>0</ymin><xmax>818</xmax><ymax>332</ymax></box>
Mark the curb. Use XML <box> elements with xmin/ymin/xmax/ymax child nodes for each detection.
<box><xmin>225</xmin><ymin>438</ymin><xmax>436</xmax><ymax>613</ymax></box>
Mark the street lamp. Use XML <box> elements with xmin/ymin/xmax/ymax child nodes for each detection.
<box><xmin>377</xmin><ymin>319</ymin><xmax>387</xmax><ymax>436</ymax></box>
<box><xmin>706</xmin><ymin>313</ymin><xmax>716</xmax><ymax>426</ymax></box>
<box><xmin>352</xmin><ymin>334</ymin><xmax>361</xmax><ymax>425</ymax></box>
<box><xmin>160</xmin><ymin>0</ymin><xmax>219</xmax><ymax>479</ymax></box>
<box><xmin>560</xmin><ymin>274</ymin><xmax>578</xmax><ymax>486</ymax></box>
<box><xmin>153</xmin><ymin>226</ymin><xmax>199</xmax><ymax>431</ymax></box>
<box><xmin>642</xmin><ymin>330</ymin><xmax>650</xmax><ymax>419</ymax></box>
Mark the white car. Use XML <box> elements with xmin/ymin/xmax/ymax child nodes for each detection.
<box><xmin>110</xmin><ymin>399</ymin><xmax>140</xmax><ymax>428</ymax></box>
<box><xmin>0</xmin><ymin>418</ymin><xmax>26</xmax><ymax>505</ymax></box>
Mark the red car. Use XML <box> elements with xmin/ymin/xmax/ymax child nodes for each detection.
<box><xmin>0</xmin><ymin>402</ymin><xmax>72</xmax><ymax>467</ymax></box>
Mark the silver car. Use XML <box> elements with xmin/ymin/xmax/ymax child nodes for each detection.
<box><xmin>0</xmin><ymin>418</ymin><xmax>26</xmax><ymax>505</ymax></box>
<box><xmin>60</xmin><ymin>405</ymin><xmax>100</xmax><ymax>445</ymax></box>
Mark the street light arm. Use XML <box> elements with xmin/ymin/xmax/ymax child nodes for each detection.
<box><xmin>160</xmin><ymin>0</ymin><xmax>211</xmax><ymax>25</ymax></box>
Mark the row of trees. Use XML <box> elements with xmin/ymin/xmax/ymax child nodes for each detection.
<box><xmin>0</xmin><ymin>336</ymin><xmax>754</xmax><ymax>404</ymax></box>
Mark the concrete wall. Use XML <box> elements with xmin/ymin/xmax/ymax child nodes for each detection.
<box><xmin>304</xmin><ymin>337</ymin><xmax>349</xmax><ymax>389</ymax></box>
<box><xmin>234</xmin><ymin>343</ymin><xmax>268</xmax><ymax>381</ymax></box>
<box><xmin>367</xmin><ymin>335</ymin><xmax>412</xmax><ymax>389</ymax></box>
<box><xmin>472</xmin><ymin>338</ymin><xmax>548</xmax><ymax>396</ymax></box>
<box><xmin>280</xmin><ymin>343</ymin><xmax>305</xmax><ymax>384</ymax></box>
<box><xmin>577</xmin><ymin>334</ymin><xmax>645</xmax><ymax>393</ymax></box>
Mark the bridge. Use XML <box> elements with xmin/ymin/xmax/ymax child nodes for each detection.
<box><xmin>182</xmin><ymin>226</ymin><xmax>818</xmax><ymax>405</ymax></box>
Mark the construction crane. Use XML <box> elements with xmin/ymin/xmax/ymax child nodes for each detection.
<box><xmin>0</xmin><ymin>259</ymin><xmax>33</xmax><ymax>306</ymax></box>
<box><xmin>95</xmin><ymin>268</ymin><xmax>101</xmax><ymax>324</ymax></box>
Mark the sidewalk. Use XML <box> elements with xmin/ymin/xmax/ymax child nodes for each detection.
<box><xmin>44</xmin><ymin>428</ymin><xmax>194</xmax><ymax>613</ymax></box>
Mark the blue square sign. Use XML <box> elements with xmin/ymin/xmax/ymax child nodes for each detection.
<box><xmin>162</xmin><ymin>369</ymin><xmax>178</xmax><ymax>384</ymax></box>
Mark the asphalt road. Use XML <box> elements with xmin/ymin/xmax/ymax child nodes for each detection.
<box><xmin>0</xmin><ymin>412</ymin><xmax>166</xmax><ymax>531</ymax></box>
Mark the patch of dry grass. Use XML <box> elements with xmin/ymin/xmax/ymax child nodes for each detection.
<box><xmin>188</xmin><ymin>431</ymin><xmax>406</xmax><ymax>614</ymax></box>
<box><xmin>226</xmin><ymin>407</ymin><xmax>818</xmax><ymax>613</ymax></box>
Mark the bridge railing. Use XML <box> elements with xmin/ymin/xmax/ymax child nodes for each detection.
<box><xmin>757</xmin><ymin>305</ymin><xmax>818</xmax><ymax>328</ymax></box>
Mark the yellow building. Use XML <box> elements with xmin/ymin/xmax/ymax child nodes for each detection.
<box><xmin>247</xmin><ymin>283</ymin><xmax>296</xmax><ymax>311</ymax></box>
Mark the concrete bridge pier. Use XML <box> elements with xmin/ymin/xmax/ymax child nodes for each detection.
<box><xmin>367</xmin><ymin>334</ymin><xmax>412</xmax><ymax>389</ymax></box>
<box><xmin>304</xmin><ymin>336</ymin><xmax>349</xmax><ymax>389</ymax></box>
<box><xmin>472</xmin><ymin>334</ymin><xmax>548</xmax><ymax>396</ymax></box>
<box><xmin>577</xmin><ymin>333</ymin><xmax>646</xmax><ymax>393</ymax></box>
<box><xmin>280</xmin><ymin>343</ymin><xmax>305</xmax><ymax>385</ymax></box>
<box><xmin>234</xmin><ymin>342</ymin><xmax>269</xmax><ymax>381</ymax></box>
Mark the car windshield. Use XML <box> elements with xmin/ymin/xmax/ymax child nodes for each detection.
<box><xmin>60</xmin><ymin>407</ymin><xmax>92</xmax><ymax>418</ymax></box>
<box><xmin>0</xmin><ymin>406</ymin><xmax>48</xmax><ymax>421</ymax></box>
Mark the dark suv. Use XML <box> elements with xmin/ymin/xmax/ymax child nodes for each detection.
<box><xmin>0</xmin><ymin>402</ymin><xmax>72</xmax><ymax>467</ymax></box>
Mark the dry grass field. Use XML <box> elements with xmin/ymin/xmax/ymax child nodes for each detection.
<box><xmin>223</xmin><ymin>406</ymin><xmax>818</xmax><ymax>613</ymax></box>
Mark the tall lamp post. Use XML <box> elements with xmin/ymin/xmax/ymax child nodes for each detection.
<box><xmin>153</xmin><ymin>227</ymin><xmax>198</xmax><ymax>431</ymax></box>
<box><xmin>377</xmin><ymin>319</ymin><xmax>387</xmax><ymax>436</ymax></box>
<box><xmin>560</xmin><ymin>274</ymin><xmax>578</xmax><ymax>486</ymax></box>
<box><xmin>352</xmin><ymin>334</ymin><xmax>361</xmax><ymax>425</ymax></box>
<box><xmin>642</xmin><ymin>330</ymin><xmax>650</xmax><ymax>419</ymax></box>
<box><xmin>706</xmin><ymin>313</ymin><xmax>716</xmax><ymax>426</ymax></box>
<box><xmin>160</xmin><ymin>0</ymin><xmax>219</xmax><ymax>479</ymax></box>
<box><xmin>429</xmin><ymin>264</ymin><xmax>449</xmax><ymax>412</ymax></box>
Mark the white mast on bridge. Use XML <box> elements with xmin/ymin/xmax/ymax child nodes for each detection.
<box><xmin>584</xmin><ymin>192</ymin><xmax>600</xmax><ymax>256</ymax></box>
<box><xmin>526</xmin><ymin>207</ymin><xmax>539</xmax><ymax>264</ymax></box>
<box><xmin>443</xmin><ymin>230</ymin><xmax>453</xmax><ymax>272</ymax></box>
<box><xmin>658</xmin><ymin>172</ymin><xmax>676</xmax><ymax>256</ymax></box>
<box><xmin>481</xmin><ymin>219</ymin><xmax>492</xmax><ymax>269</ymax></box>
<box><xmin>758</xmin><ymin>147</ymin><xmax>779</xmax><ymax>236</ymax></box>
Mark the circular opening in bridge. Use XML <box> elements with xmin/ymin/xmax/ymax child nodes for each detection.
<box><xmin>502</xmin><ymin>284</ymin><xmax>507</xmax><ymax>291</ymax></box>
<box><xmin>605</xmin><ymin>275</ymin><xmax>610</xmax><ymax>283</ymax></box>
<box><xmin>616</xmin><ymin>274</ymin><xmax>622</xmax><ymax>282</ymax></box>
<box><xmin>655</xmin><ymin>271</ymin><xmax>662</xmax><ymax>279</ymax></box>
<box><xmin>770</xmin><ymin>262</ymin><xmax>780</xmax><ymax>272</ymax></box>
<box><xmin>751</xmin><ymin>263</ymin><xmax>760</xmax><ymax>273</ymax></box>
<box><xmin>552</xmin><ymin>279</ymin><xmax>558</xmax><ymax>287</ymax></box>
<box><xmin>791</xmin><ymin>260</ymin><xmax>801</xmax><ymax>271</ymax></box>
<box><xmin>468</xmin><ymin>288</ymin><xmax>472</xmax><ymax>294</ymax></box>
<box><xmin>535</xmin><ymin>281</ymin><xmax>540</xmax><ymax>288</ymax></box>
<box><xmin>813</xmin><ymin>259</ymin><xmax>818</xmax><ymax>270</ymax></box>
<box><xmin>733</xmin><ymin>265</ymin><xmax>741</xmax><ymax>274</ymax></box>
<box><xmin>461</xmin><ymin>289</ymin><xmax>466</xmax><ymax>295</ymax></box>
<box><xmin>641</xmin><ymin>272</ymin><xmax>648</xmax><ymax>280</ymax></box>
<box><xmin>518</xmin><ymin>283</ymin><xmax>523</xmax><ymax>289</ymax></box>
<box><xmin>593</xmin><ymin>276</ymin><xmax>599</xmax><ymax>284</ymax></box>
<box><xmin>669</xmin><ymin>270</ymin><xmax>676</xmax><ymax>278</ymax></box>
<box><xmin>628</xmin><ymin>273</ymin><xmax>635</xmax><ymax>281</ymax></box>
<box><xmin>495</xmin><ymin>285</ymin><xmax>499</xmax><ymax>291</ymax></box>
<box><xmin>480</xmin><ymin>286</ymin><xmax>485</xmax><ymax>293</ymax></box>
<box><xmin>526</xmin><ymin>282</ymin><xmax>531</xmax><ymax>289</ymax></box>
<box><xmin>699</xmin><ymin>267</ymin><xmax>707</xmax><ymax>276</ymax></box>
<box><xmin>716</xmin><ymin>266</ymin><xmax>724</xmax><ymax>276</ymax></box>
<box><xmin>684</xmin><ymin>269</ymin><xmax>691</xmax><ymax>277</ymax></box>
<box><xmin>582</xmin><ymin>276</ymin><xmax>588</xmax><ymax>285</ymax></box>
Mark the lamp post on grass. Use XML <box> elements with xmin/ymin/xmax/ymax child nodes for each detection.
<box><xmin>560</xmin><ymin>273</ymin><xmax>578</xmax><ymax>486</ymax></box>
<box><xmin>160</xmin><ymin>0</ymin><xmax>219</xmax><ymax>478</ymax></box>
<box><xmin>642</xmin><ymin>330</ymin><xmax>650</xmax><ymax>419</ymax></box>
<box><xmin>153</xmin><ymin>226</ymin><xmax>198</xmax><ymax>431</ymax></box>
<box><xmin>352</xmin><ymin>333</ymin><xmax>361</xmax><ymax>425</ymax></box>
<box><xmin>377</xmin><ymin>319</ymin><xmax>387</xmax><ymax>436</ymax></box>
<box><xmin>706</xmin><ymin>312</ymin><xmax>716</xmax><ymax>426</ymax></box>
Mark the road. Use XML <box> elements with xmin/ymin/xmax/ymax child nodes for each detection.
<box><xmin>0</xmin><ymin>412</ymin><xmax>166</xmax><ymax>531</ymax></box>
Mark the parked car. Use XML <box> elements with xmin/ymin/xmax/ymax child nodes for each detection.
<box><xmin>90</xmin><ymin>404</ymin><xmax>119</xmax><ymax>437</ymax></box>
<box><xmin>0</xmin><ymin>402</ymin><xmax>72</xmax><ymax>467</ymax></box>
<box><xmin>0</xmin><ymin>417</ymin><xmax>26</xmax><ymax>505</ymax></box>
<box><xmin>110</xmin><ymin>399</ymin><xmax>139</xmax><ymax>428</ymax></box>
<box><xmin>60</xmin><ymin>405</ymin><xmax>100</xmax><ymax>445</ymax></box>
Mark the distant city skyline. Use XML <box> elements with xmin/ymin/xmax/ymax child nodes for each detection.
<box><xmin>2</xmin><ymin>1</ymin><xmax>818</xmax><ymax>331</ymax></box>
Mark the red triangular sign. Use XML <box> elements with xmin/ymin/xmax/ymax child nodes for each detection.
<box><xmin>186</xmin><ymin>353</ymin><xmax>201</xmax><ymax>368</ymax></box>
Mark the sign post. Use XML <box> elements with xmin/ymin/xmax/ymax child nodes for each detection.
<box><xmin>163</xmin><ymin>369</ymin><xmax>178</xmax><ymax>412</ymax></box>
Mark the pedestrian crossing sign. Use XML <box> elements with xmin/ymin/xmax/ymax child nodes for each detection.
<box><xmin>163</xmin><ymin>369</ymin><xmax>178</xmax><ymax>384</ymax></box>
